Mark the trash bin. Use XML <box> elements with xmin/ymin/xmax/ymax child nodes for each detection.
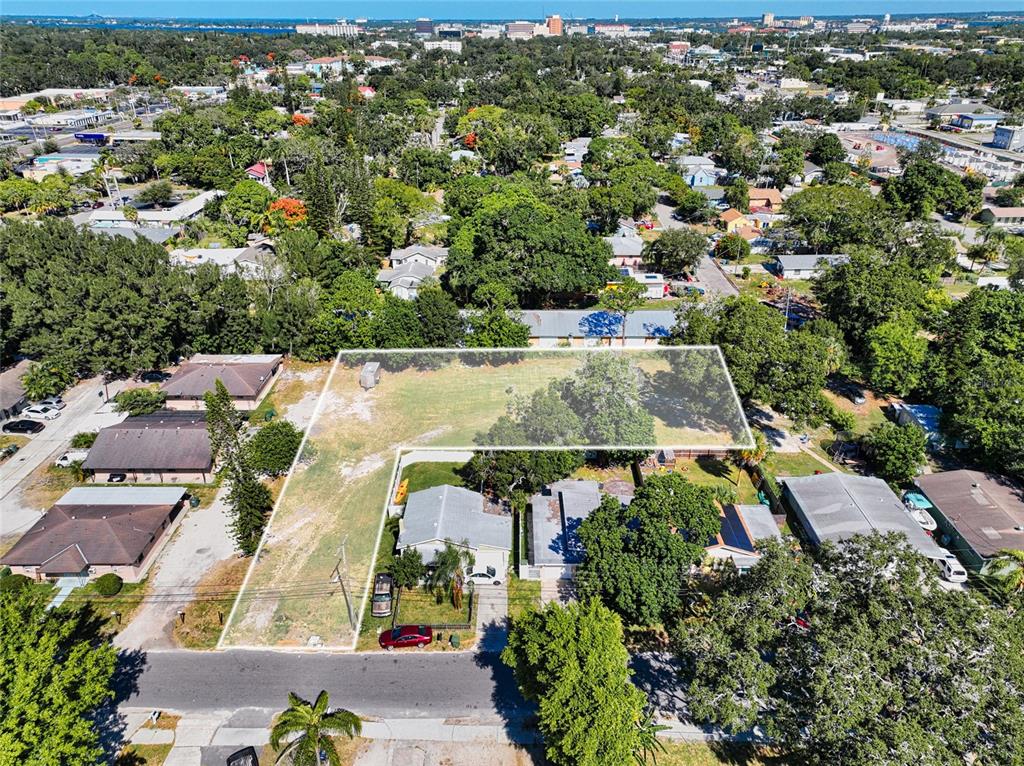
<box><xmin>189</xmin><ymin>495</ymin><xmax>201</xmax><ymax>508</ymax></box>
<box><xmin>264</xmin><ymin>408</ymin><xmax>276</xmax><ymax>422</ymax></box>
<box><xmin>449</xmin><ymin>633</ymin><xmax>460</xmax><ymax>649</ymax></box>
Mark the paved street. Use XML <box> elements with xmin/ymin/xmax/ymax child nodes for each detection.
<box><xmin>118</xmin><ymin>649</ymin><xmax>524</xmax><ymax>719</ymax></box>
<box><xmin>655</xmin><ymin>198</ymin><xmax>739</xmax><ymax>297</ymax></box>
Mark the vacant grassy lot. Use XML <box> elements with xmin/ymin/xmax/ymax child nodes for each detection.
<box><xmin>224</xmin><ymin>350</ymin><xmax>747</xmax><ymax>648</ymax></box>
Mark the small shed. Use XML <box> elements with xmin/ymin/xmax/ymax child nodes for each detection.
<box><xmin>360</xmin><ymin>362</ymin><xmax>381</xmax><ymax>390</ymax></box>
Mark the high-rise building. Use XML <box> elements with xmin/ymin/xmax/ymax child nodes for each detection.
<box><xmin>506</xmin><ymin>20</ymin><xmax>536</xmax><ymax>40</ymax></box>
<box><xmin>414</xmin><ymin>18</ymin><xmax>434</xmax><ymax>36</ymax></box>
<box><xmin>546</xmin><ymin>14</ymin><xmax>563</xmax><ymax>35</ymax></box>
<box><xmin>761</xmin><ymin>12</ymin><xmax>775</xmax><ymax>26</ymax></box>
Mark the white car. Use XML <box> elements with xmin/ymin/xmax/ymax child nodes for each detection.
<box><xmin>55</xmin><ymin>450</ymin><xmax>90</xmax><ymax>468</ymax></box>
<box><xmin>23</xmin><ymin>405</ymin><xmax>61</xmax><ymax>420</ymax></box>
<box><xmin>466</xmin><ymin>566</ymin><xmax>502</xmax><ymax>586</ymax></box>
<box><xmin>36</xmin><ymin>396</ymin><xmax>66</xmax><ymax>410</ymax></box>
<box><xmin>936</xmin><ymin>554</ymin><xmax>968</xmax><ymax>584</ymax></box>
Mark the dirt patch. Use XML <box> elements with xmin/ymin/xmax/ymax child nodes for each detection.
<box><xmin>340</xmin><ymin>454</ymin><xmax>387</xmax><ymax>482</ymax></box>
<box><xmin>173</xmin><ymin>556</ymin><xmax>250</xmax><ymax>649</ymax></box>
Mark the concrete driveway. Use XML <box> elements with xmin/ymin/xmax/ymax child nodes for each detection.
<box><xmin>474</xmin><ymin>581</ymin><xmax>508</xmax><ymax>653</ymax></box>
<box><xmin>115</xmin><ymin>486</ymin><xmax>236</xmax><ymax>651</ymax></box>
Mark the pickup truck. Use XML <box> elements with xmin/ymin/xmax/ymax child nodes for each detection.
<box><xmin>55</xmin><ymin>450</ymin><xmax>89</xmax><ymax>468</ymax></box>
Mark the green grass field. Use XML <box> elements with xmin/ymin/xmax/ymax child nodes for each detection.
<box><xmin>400</xmin><ymin>461</ymin><xmax>466</xmax><ymax>494</ymax></box>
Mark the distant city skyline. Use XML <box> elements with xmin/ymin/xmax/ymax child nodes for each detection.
<box><xmin>2</xmin><ymin>1</ymin><xmax>1021</xmax><ymax>22</ymax></box>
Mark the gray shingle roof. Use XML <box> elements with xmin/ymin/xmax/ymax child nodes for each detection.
<box><xmin>783</xmin><ymin>473</ymin><xmax>944</xmax><ymax>559</ymax></box>
<box><xmin>376</xmin><ymin>261</ymin><xmax>435</xmax><ymax>289</ymax></box>
<box><xmin>389</xmin><ymin>245</ymin><xmax>449</xmax><ymax>265</ymax></box>
<box><xmin>398</xmin><ymin>485</ymin><xmax>511</xmax><ymax>551</ymax></box>
<box><xmin>775</xmin><ymin>254</ymin><xmax>849</xmax><ymax>272</ymax></box>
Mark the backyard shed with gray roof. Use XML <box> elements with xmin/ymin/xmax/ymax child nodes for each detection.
<box><xmin>783</xmin><ymin>472</ymin><xmax>945</xmax><ymax>560</ymax></box>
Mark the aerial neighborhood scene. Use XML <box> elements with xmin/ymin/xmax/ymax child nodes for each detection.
<box><xmin>1</xmin><ymin>2</ymin><xmax>1024</xmax><ymax>765</ymax></box>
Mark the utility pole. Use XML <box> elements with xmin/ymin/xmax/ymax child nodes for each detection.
<box><xmin>330</xmin><ymin>534</ymin><xmax>356</xmax><ymax>632</ymax></box>
<box><xmin>783</xmin><ymin>287</ymin><xmax>792</xmax><ymax>332</ymax></box>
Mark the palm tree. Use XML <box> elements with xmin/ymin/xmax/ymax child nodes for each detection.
<box><xmin>987</xmin><ymin>549</ymin><xmax>1024</xmax><ymax>598</ymax></box>
<box><xmin>270</xmin><ymin>691</ymin><xmax>361</xmax><ymax>766</ymax></box>
<box><xmin>633</xmin><ymin>709</ymin><xmax>669</xmax><ymax>765</ymax></box>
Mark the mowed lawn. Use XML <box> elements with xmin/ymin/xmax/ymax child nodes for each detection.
<box><xmin>400</xmin><ymin>461</ymin><xmax>466</xmax><ymax>494</ymax></box>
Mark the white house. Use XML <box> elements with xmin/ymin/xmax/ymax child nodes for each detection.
<box><xmin>774</xmin><ymin>253</ymin><xmax>850</xmax><ymax>280</ymax></box>
<box><xmin>397</xmin><ymin>485</ymin><xmax>512</xmax><ymax>577</ymax></box>
<box><xmin>676</xmin><ymin>155</ymin><xmax>726</xmax><ymax>187</ymax></box>
<box><xmin>89</xmin><ymin>191</ymin><xmax>224</xmax><ymax>230</ymax></box>
<box><xmin>376</xmin><ymin>261</ymin><xmax>435</xmax><ymax>300</ymax></box>
<box><xmin>704</xmin><ymin>504</ymin><xmax>782</xmax><ymax>572</ymax></box>
<box><xmin>388</xmin><ymin>244</ymin><xmax>449</xmax><ymax>269</ymax></box>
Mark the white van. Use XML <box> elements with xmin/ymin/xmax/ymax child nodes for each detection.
<box><xmin>936</xmin><ymin>554</ymin><xmax>968</xmax><ymax>583</ymax></box>
<box><xmin>55</xmin><ymin>450</ymin><xmax>89</xmax><ymax>468</ymax></box>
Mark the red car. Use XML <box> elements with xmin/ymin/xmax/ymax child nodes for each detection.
<box><xmin>379</xmin><ymin>624</ymin><xmax>433</xmax><ymax>651</ymax></box>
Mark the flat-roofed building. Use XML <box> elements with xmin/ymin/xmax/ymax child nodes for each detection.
<box><xmin>783</xmin><ymin>472</ymin><xmax>946</xmax><ymax>560</ymax></box>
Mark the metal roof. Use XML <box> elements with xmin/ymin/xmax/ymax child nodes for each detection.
<box><xmin>784</xmin><ymin>472</ymin><xmax>945</xmax><ymax>559</ymax></box>
<box><xmin>57</xmin><ymin>485</ymin><xmax>189</xmax><ymax>506</ymax></box>
<box><xmin>398</xmin><ymin>485</ymin><xmax>511</xmax><ymax>551</ymax></box>
<box><xmin>775</xmin><ymin>254</ymin><xmax>850</xmax><ymax>271</ymax></box>
<box><xmin>520</xmin><ymin>310</ymin><xmax>675</xmax><ymax>339</ymax></box>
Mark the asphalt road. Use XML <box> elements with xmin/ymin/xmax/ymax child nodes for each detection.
<box><xmin>117</xmin><ymin>649</ymin><xmax>526</xmax><ymax>719</ymax></box>
<box><xmin>117</xmin><ymin>648</ymin><xmax>683</xmax><ymax>722</ymax></box>
<box><xmin>655</xmin><ymin>198</ymin><xmax>739</xmax><ymax>297</ymax></box>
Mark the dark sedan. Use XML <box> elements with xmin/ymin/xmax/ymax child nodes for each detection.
<box><xmin>2</xmin><ymin>419</ymin><xmax>45</xmax><ymax>434</ymax></box>
<box><xmin>378</xmin><ymin>625</ymin><xmax>433</xmax><ymax>651</ymax></box>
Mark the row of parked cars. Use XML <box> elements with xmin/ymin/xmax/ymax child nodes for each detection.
<box><xmin>2</xmin><ymin>396</ymin><xmax>65</xmax><ymax>435</ymax></box>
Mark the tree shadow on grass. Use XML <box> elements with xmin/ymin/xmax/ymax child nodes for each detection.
<box><xmin>695</xmin><ymin>455</ymin><xmax>734</xmax><ymax>481</ymax></box>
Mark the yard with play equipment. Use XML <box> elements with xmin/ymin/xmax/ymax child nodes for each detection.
<box><xmin>220</xmin><ymin>348</ymin><xmax>751</xmax><ymax>650</ymax></box>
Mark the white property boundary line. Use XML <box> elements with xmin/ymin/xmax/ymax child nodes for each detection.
<box><xmin>218</xmin><ymin>345</ymin><xmax>754</xmax><ymax>651</ymax></box>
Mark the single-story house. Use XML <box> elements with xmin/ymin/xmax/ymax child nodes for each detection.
<box><xmin>783</xmin><ymin>472</ymin><xmax>946</xmax><ymax>560</ymax></box>
<box><xmin>0</xmin><ymin>486</ymin><xmax>188</xmax><ymax>581</ymax></box>
<box><xmin>161</xmin><ymin>353</ymin><xmax>282</xmax><ymax>411</ymax></box>
<box><xmin>979</xmin><ymin>206</ymin><xmax>1024</xmax><ymax>227</ymax></box>
<box><xmin>915</xmin><ymin>470</ymin><xmax>1024</xmax><ymax>572</ymax></box>
<box><xmin>397</xmin><ymin>484</ymin><xmax>512</xmax><ymax>577</ymax></box>
<box><xmin>611</xmin><ymin>268</ymin><xmax>669</xmax><ymax>299</ymax></box>
<box><xmin>801</xmin><ymin>160</ymin><xmax>825</xmax><ymax>184</ymax></box>
<box><xmin>719</xmin><ymin>208</ymin><xmax>750</xmax><ymax>233</ymax></box>
<box><xmin>169</xmin><ymin>242</ymin><xmax>277</xmax><ymax>279</ymax></box>
<box><xmin>388</xmin><ymin>244</ymin><xmax>449</xmax><ymax>269</ymax></box>
<box><xmin>604</xmin><ymin>233</ymin><xmax>645</xmax><ymax>268</ymax></box>
<box><xmin>89</xmin><ymin>191</ymin><xmax>224</xmax><ymax>229</ymax></box>
<box><xmin>528</xmin><ymin>479</ymin><xmax>603</xmax><ymax>580</ymax></box>
<box><xmin>0</xmin><ymin>359</ymin><xmax>32</xmax><ymax>420</ymax></box>
<box><xmin>748</xmin><ymin>187</ymin><xmax>784</xmax><ymax>212</ymax></box>
<box><xmin>82</xmin><ymin>411</ymin><xmax>213</xmax><ymax>484</ymax></box>
<box><xmin>774</xmin><ymin>253</ymin><xmax>849</xmax><ymax>280</ymax></box>
<box><xmin>521</xmin><ymin>310</ymin><xmax>676</xmax><ymax>347</ymax></box>
<box><xmin>89</xmin><ymin>226</ymin><xmax>177</xmax><ymax>245</ymax></box>
<box><xmin>376</xmin><ymin>261</ymin><xmax>435</xmax><ymax>300</ymax></box>
<box><xmin>245</xmin><ymin>161</ymin><xmax>272</xmax><ymax>187</ymax></box>
<box><xmin>704</xmin><ymin>503</ymin><xmax>782</xmax><ymax>572</ymax></box>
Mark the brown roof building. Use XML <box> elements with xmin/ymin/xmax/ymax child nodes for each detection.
<box><xmin>0</xmin><ymin>359</ymin><xmax>32</xmax><ymax>420</ymax></box>
<box><xmin>82</xmin><ymin>411</ymin><xmax>213</xmax><ymax>484</ymax></box>
<box><xmin>1</xmin><ymin>486</ymin><xmax>188</xmax><ymax>581</ymax></box>
<box><xmin>916</xmin><ymin>470</ymin><xmax>1024</xmax><ymax>571</ymax></box>
<box><xmin>161</xmin><ymin>353</ymin><xmax>282</xmax><ymax>411</ymax></box>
